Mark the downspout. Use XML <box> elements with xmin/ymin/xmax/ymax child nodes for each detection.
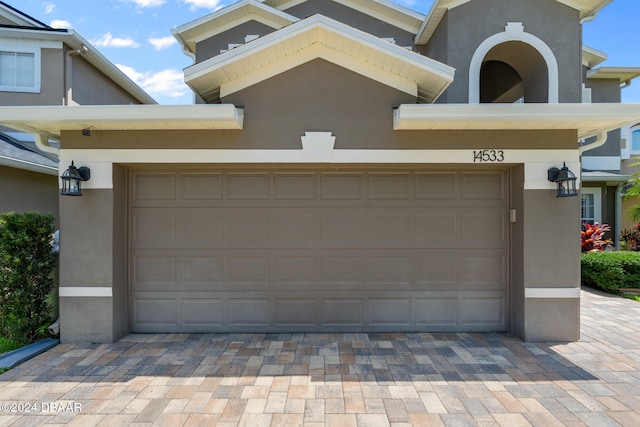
<box><xmin>64</xmin><ymin>45</ymin><xmax>88</xmax><ymax>106</ymax></box>
<box><xmin>35</xmin><ymin>134</ymin><xmax>59</xmax><ymax>156</ymax></box>
<box><xmin>579</xmin><ymin>131</ymin><xmax>608</xmax><ymax>155</ymax></box>
<box><xmin>621</xmin><ymin>80</ymin><xmax>632</xmax><ymax>89</ymax></box>
<box><xmin>616</xmin><ymin>183</ymin><xmax>624</xmax><ymax>250</ymax></box>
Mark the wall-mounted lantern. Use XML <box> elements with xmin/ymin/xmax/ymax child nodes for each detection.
<box><xmin>547</xmin><ymin>162</ymin><xmax>577</xmax><ymax>198</ymax></box>
<box><xmin>60</xmin><ymin>161</ymin><xmax>91</xmax><ymax>196</ymax></box>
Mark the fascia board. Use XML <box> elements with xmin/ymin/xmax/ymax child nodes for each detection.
<box><xmin>0</xmin><ymin>27</ymin><xmax>156</xmax><ymax>104</ymax></box>
<box><xmin>63</xmin><ymin>31</ymin><xmax>157</xmax><ymax>105</ymax></box>
<box><xmin>0</xmin><ymin>3</ymin><xmax>48</xmax><ymax>27</ymax></box>
<box><xmin>393</xmin><ymin>103</ymin><xmax>640</xmax><ymax>139</ymax></box>
<box><xmin>0</xmin><ymin>155</ymin><xmax>58</xmax><ymax>176</ymax></box>
<box><xmin>184</xmin><ymin>15</ymin><xmax>454</xmax><ymax>102</ymax></box>
<box><xmin>0</xmin><ymin>105</ymin><xmax>244</xmax><ymax>137</ymax></box>
<box><xmin>587</xmin><ymin>67</ymin><xmax>640</xmax><ymax>82</ymax></box>
<box><xmin>265</xmin><ymin>0</ymin><xmax>424</xmax><ymax>33</ymax></box>
<box><xmin>174</xmin><ymin>0</ymin><xmax>298</xmax><ymax>46</ymax></box>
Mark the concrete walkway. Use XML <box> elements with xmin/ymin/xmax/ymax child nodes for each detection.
<box><xmin>0</xmin><ymin>287</ymin><xmax>639</xmax><ymax>426</ymax></box>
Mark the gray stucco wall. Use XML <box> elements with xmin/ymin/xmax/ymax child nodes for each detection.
<box><xmin>284</xmin><ymin>0</ymin><xmax>416</xmax><ymax>47</ymax></box>
<box><xmin>59</xmin><ymin>189</ymin><xmax>115</xmax><ymax>343</ymax></box>
<box><xmin>421</xmin><ymin>0</ymin><xmax>581</xmax><ymax>103</ymax></box>
<box><xmin>195</xmin><ymin>21</ymin><xmax>277</xmax><ymax>63</ymax></box>
<box><xmin>0</xmin><ymin>48</ymin><xmax>64</xmax><ymax>106</ymax></box>
<box><xmin>70</xmin><ymin>53</ymin><xmax>142</xmax><ymax>105</ymax></box>
<box><xmin>0</xmin><ymin>165</ymin><xmax>58</xmax><ymax>222</ymax></box>
<box><xmin>583</xmin><ymin>78</ymin><xmax>622</xmax><ymax>159</ymax></box>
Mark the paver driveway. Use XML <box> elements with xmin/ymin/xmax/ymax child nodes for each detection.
<box><xmin>0</xmin><ymin>287</ymin><xmax>639</xmax><ymax>426</ymax></box>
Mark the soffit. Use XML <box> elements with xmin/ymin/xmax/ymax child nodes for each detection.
<box><xmin>415</xmin><ymin>0</ymin><xmax>611</xmax><ymax>45</ymax></box>
<box><xmin>173</xmin><ymin>0</ymin><xmax>299</xmax><ymax>54</ymax></box>
<box><xmin>0</xmin><ymin>105</ymin><xmax>244</xmax><ymax>140</ymax></box>
<box><xmin>183</xmin><ymin>15</ymin><xmax>455</xmax><ymax>104</ymax></box>
<box><xmin>0</xmin><ymin>27</ymin><xmax>156</xmax><ymax>104</ymax></box>
<box><xmin>582</xmin><ymin>45</ymin><xmax>607</xmax><ymax>68</ymax></box>
<box><xmin>393</xmin><ymin>103</ymin><xmax>640</xmax><ymax>140</ymax></box>
<box><xmin>587</xmin><ymin>67</ymin><xmax>640</xmax><ymax>84</ymax></box>
<box><xmin>263</xmin><ymin>0</ymin><xmax>424</xmax><ymax>34</ymax></box>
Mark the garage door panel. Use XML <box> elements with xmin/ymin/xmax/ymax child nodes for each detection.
<box><xmin>415</xmin><ymin>172</ymin><xmax>458</xmax><ymax>199</ymax></box>
<box><xmin>130</xmin><ymin>167</ymin><xmax>508</xmax><ymax>333</ymax></box>
<box><xmin>134</xmin><ymin>173</ymin><xmax>176</xmax><ymax>200</ymax></box>
<box><xmin>368</xmin><ymin>173</ymin><xmax>411</xmax><ymax>199</ymax></box>
<box><xmin>180</xmin><ymin>173</ymin><xmax>223</xmax><ymax>200</ymax></box>
<box><xmin>321</xmin><ymin>173</ymin><xmax>364</xmax><ymax>199</ymax></box>
<box><xmin>227</xmin><ymin>173</ymin><xmax>270</xmax><ymax>199</ymax></box>
<box><xmin>274</xmin><ymin>173</ymin><xmax>317</xmax><ymax>199</ymax></box>
<box><xmin>462</xmin><ymin>172</ymin><xmax>505</xmax><ymax>200</ymax></box>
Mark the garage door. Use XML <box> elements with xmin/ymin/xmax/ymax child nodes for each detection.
<box><xmin>130</xmin><ymin>166</ymin><xmax>508</xmax><ymax>333</ymax></box>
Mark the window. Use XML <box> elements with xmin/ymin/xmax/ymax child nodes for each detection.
<box><xmin>0</xmin><ymin>45</ymin><xmax>39</xmax><ymax>93</ymax></box>
<box><xmin>581</xmin><ymin>188</ymin><xmax>601</xmax><ymax>227</ymax></box>
<box><xmin>632</xmin><ymin>129</ymin><xmax>640</xmax><ymax>152</ymax></box>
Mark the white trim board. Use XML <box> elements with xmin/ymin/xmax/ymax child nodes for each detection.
<box><xmin>525</xmin><ymin>288</ymin><xmax>581</xmax><ymax>299</ymax></box>
<box><xmin>59</xmin><ymin>287</ymin><xmax>113</xmax><ymax>298</ymax></box>
<box><xmin>60</xmin><ymin>147</ymin><xmax>579</xmax><ymax>191</ymax></box>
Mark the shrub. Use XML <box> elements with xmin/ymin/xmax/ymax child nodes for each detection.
<box><xmin>581</xmin><ymin>251</ymin><xmax>640</xmax><ymax>293</ymax></box>
<box><xmin>0</xmin><ymin>212</ymin><xmax>56</xmax><ymax>344</ymax></box>
<box><xmin>581</xmin><ymin>222</ymin><xmax>612</xmax><ymax>252</ymax></box>
<box><xmin>620</xmin><ymin>223</ymin><xmax>640</xmax><ymax>251</ymax></box>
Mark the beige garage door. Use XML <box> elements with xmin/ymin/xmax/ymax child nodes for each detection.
<box><xmin>130</xmin><ymin>166</ymin><xmax>508</xmax><ymax>333</ymax></box>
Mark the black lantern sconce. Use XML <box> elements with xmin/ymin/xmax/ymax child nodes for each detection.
<box><xmin>547</xmin><ymin>162</ymin><xmax>578</xmax><ymax>198</ymax></box>
<box><xmin>60</xmin><ymin>161</ymin><xmax>91</xmax><ymax>196</ymax></box>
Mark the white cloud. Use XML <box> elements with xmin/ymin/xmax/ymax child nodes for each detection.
<box><xmin>43</xmin><ymin>2</ymin><xmax>55</xmax><ymax>14</ymax></box>
<box><xmin>182</xmin><ymin>0</ymin><xmax>224</xmax><ymax>11</ymax></box>
<box><xmin>117</xmin><ymin>64</ymin><xmax>189</xmax><ymax>98</ymax></box>
<box><xmin>93</xmin><ymin>32</ymin><xmax>141</xmax><ymax>48</ymax></box>
<box><xmin>50</xmin><ymin>19</ymin><xmax>72</xmax><ymax>29</ymax></box>
<box><xmin>148</xmin><ymin>36</ymin><xmax>177</xmax><ymax>51</ymax></box>
<box><xmin>124</xmin><ymin>0</ymin><xmax>166</xmax><ymax>8</ymax></box>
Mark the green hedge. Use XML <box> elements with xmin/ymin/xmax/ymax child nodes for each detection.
<box><xmin>0</xmin><ymin>212</ymin><xmax>56</xmax><ymax>344</ymax></box>
<box><xmin>581</xmin><ymin>251</ymin><xmax>640</xmax><ymax>293</ymax></box>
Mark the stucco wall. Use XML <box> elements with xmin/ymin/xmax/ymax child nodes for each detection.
<box><xmin>0</xmin><ymin>48</ymin><xmax>64</xmax><ymax>106</ymax></box>
<box><xmin>283</xmin><ymin>0</ymin><xmax>415</xmax><ymax>47</ymax></box>
<box><xmin>424</xmin><ymin>0</ymin><xmax>580</xmax><ymax>103</ymax></box>
<box><xmin>0</xmin><ymin>165</ymin><xmax>58</xmax><ymax>222</ymax></box>
<box><xmin>195</xmin><ymin>20</ymin><xmax>277</xmax><ymax>63</ymax></box>
<box><xmin>70</xmin><ymin>53</ymin><xmax>142</xmax><ymax>105</ymax></box>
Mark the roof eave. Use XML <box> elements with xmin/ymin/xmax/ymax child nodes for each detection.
<box><xmin>0</xmin><ymin>105</ymin><xmax>244</xmax><ymax>139</ymax></box>
<box><xmin>393</xmin><ymin>103</ymin><xmax>640</xmax><ymax>140</ymax></box>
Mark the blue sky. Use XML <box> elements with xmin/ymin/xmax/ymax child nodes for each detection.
<box><xmin>13</xmin><ymin>0</ymin><xmax>640</xmax><ymax>104</ymax></box>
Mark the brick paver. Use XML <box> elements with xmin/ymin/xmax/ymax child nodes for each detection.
<box><xmin>1</xmin><ymin>287</ymin><xmax>640</xmax><ymax>426</ymax></box>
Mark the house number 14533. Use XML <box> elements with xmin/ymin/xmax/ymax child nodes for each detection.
<box><xmin>473</xmin><ymin>150</ymin><xmax>504</xmax><ymax>163</ymax></box>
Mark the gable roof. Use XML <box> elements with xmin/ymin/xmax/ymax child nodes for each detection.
<box><xmin>415</xmin><ymin>0</ymin><xmax>612</xmax><ymax>45</ymax></box>
<box><xmin>0</xmin><ymin>2</ymin><xmax>155</xmax><ymax>104</ymax></box>
<box><xmin>173</xmin><ymin>0</ymin><xmax>299</xmax><ymax>55</ymax></box>
<box><xmin>262</xmin><ymin>0</ymin><xmax>425</xmax><ymax>34</ymax></box>
<box><xmin>183</xmin><ymin>14</ymin><xmax>455</xmax><ymax>104</ymax></box>
<box><xmin>0</xmin><ymin>26</ymin><xmax>156</xmax><ymax>105</ymax></box>
<box><xmin>0</xmin><ymin>1</ymin><xmax>50</xmax><ymax>28</ymax></box>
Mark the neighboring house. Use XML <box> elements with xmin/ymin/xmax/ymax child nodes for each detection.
<box><xmin>1</xmin><ymin>0</ymin><xmax>640</xmax><ymax>344</ymax></box>
<box><xmin>0</xmin><ymin>1</ymin><xmax>155</xmax><ymax>221</ymax></box>
<box><xmin>580</xmin><ymin>44</ymin><xmax>640</xmax><ymax>244</ymax></box>
<box><xmin>620</xmin><ymin>123</ymin><xmax>640</xmax><ymax>231</ymax></box>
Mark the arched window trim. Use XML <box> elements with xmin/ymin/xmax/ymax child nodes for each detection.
<box><xmin>468</xmin><ymin>22</ymin><xmax>559</xmax><ymax>104</ymax></box>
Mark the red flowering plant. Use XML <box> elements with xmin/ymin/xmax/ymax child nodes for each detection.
<box><xmin>620</xmin><ymin>223</ymin><xmax>640</xmax><ymax>251</ymax></box>
<box><xmin>581</xmin><ymin>222</ymin><xmax>612</xmax><ymax>253</ymax></box>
